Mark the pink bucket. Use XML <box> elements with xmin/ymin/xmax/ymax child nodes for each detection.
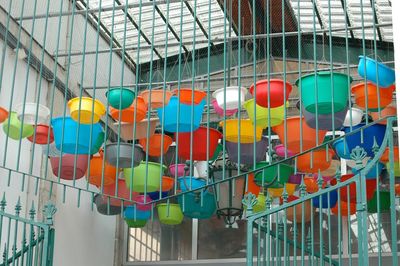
<box><xmin>50</xmin><ymin>154</ymin><xmax>89</xmax><ymax>180</ymax></box>
<box><xmin>274</xmin><ymin>144</ymin><xmax>295</xmax><ymax>157</ymax></box>
<box><xmin>211</xmin><ymin>99</ymin><xmax>238</xmax><ymax>116</ymax></box>
<box><xmin>169</xmin><ymin>164</ymin><xmax>187</xmax><ymax>177</ymax></box>
<box><xmin>134</xmin><ymin>195</ymin><xmax>153</xmax><ymax>211</ymax></box>
<box><xmin>102</xmin><ymin>178</ymin><xmax>138</xmax><ymax>206</ymax></box>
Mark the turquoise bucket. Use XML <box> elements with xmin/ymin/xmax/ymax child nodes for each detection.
<box><xmin>296</xmin><ymin>72</ymin><xmax>352</xmax><ymax>114</ymax></box>
<box><xmin>178</xmin><ymin>192</ymin><xmax>216</xmax><ymax>219</ymax></box>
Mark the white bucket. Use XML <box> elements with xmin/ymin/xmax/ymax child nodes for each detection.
<box><xmin>195</xmin><ymin>161</ymin><xmax>209</xmax><ymax>177</ymax></box>
<box><xmin>343</xmin><ymin>108</ymin><xmax>364</xmax><ymax>127</ymax></box>
<box><xmin>212</xmin><ymin>86</ymin><xmax>247</xmax><ymax>110</ymax></box>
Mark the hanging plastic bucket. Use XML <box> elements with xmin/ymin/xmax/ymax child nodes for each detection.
<box><xmin>244</xmin><ymin>99</ymin><xmax>286</xmax><ymax>128</ymax></box>
<box><xmin>249</xmin><ymin>79</ymin><xmax>292</xmax><ymax>108</ymax></box>
<box><xmin>339</xmin><ymin>174</ymin><xmax>377</xmax><ymax>202</ymax></box>
<box><xmin>211</xmin><ymin>99</ymin><xmax>237</xmax><ymax>116</ymax></box>
<box><xmin>169</xmin><ymin>163</ymin><xmax>187</xmax><ymax>177</ymax></box>
<box><xmin>282</xmin><ymin>195</ymin><xmax>313</xmax><ymax>223</ymax></box>
<box><xmin>225</xmin><ymin>136</ymin><xmax>268</xmax><ymax>165</ymax></box>
<box><xmin>178</xmin><ymin>177</ymin><xmax>206</xmax><ymax>193</ymax></box>
<box><xmin>195</xmin><ymin>161</ymin><xmax>209</xmax><ymax>178</ymax></box>
<box><xmin>272</xmin><ymin>116</ymin><xmax>327</xmax><ymax>153</ymax></box>
<box><xmin>124</xmin><ymin>206</ymin><xmax>151</xmax><ymax>220</ymax></box>
<box><xmin>254</xmin><ymin>163</ymin><xmax>294</xmax><ymax>188</ymax></box>
<box><xmin>105</xmin><ymin>87</ymin><xmax>135</xmax><ymax>110</ymax></box>
<box><xmin>343</xmin><ymin>107</ymin><xmax>364</xmax><ymax>127</ymax></box>
<box><xmin>300</xmin><ymin>102</ymin><xmax>348</xmax><ymax>130</ymax></box>
<box><xmin>367</xmin><ymin>191</ymin><xmax>390</xmax><ymax>213</ymax></box>
<box><xmin>331</xmin><ymin>201</ymin><xmax>356</xmax><ymax>216</ymax></box>
<box><xmin>94</xmin><ymin>194</ymin><xmax>122</xmax><ymax>216</ymax></box>
<box><xmin>303</xmin><ymin>175</ymin><xmax>327</xmax><ymax>193</ymax></box>
<box><xmin>246</xmin><ymin>173</ymin><xmax>261</xmax><ymax>195</ymax></box>
<box><xmin>50</xmin><ymin>154</ymin><xmax>89</xmax><ymax>180</ymax></box>
<box><xmin>139</xmin><ymin>134</ymin><xmax>173</xmax><ymax>157</ymax></box>
<box><xmin>3</xmin><ymin>112</ymin><xmax>34</xmax><ymax>140</ymax></box>
<box><xmin>124</xmin><ymin>162</ymin><xmax>166</xmax><ymax>192</ymax></box>
<box><xmin>332</xmin><ymin>139</ymin><xmax>351</xmax><ymax>160</ymax></box>
<box><xmin>102</xmin><ymin>178</ymin><xmax>139</xmax><ymax>206</ymax></box>
<box><xmin>219</xmin><ymin>119</ymin><xmax>263</xmax><ymax>144</ymax></box>
<box><xmin>15</xmin><ymin>103</ymin><xmax>50</xmax><ymax>125</ymax></box>
<box><xmin>296</xmin><ymin>72</ymin><xmax>351</xmax><ymax>114</ymax></box>
<box><xmin>157</xmin><ymin>203</ymin><xmax>184</xmax><ymax>225</ymax></box>
<box><xmin>312</xmin><ymin>190</ymin><xmax>338</xmax><ymax>208</ymax></box>
<box><xmin>385</xmin><ymin>162</ymin><xmax>400</xmax><ymax>176</ymax></box>
<box><xmin>105</xmin><ymin>143</ymin><xmax>144</xmax><ymax>168</ymax></box>
<box><xmin>288</xmin><ymin>173</ymin><xmax>303</xmax><ymax>185</ymax></box>
<box><xmin>370</xmin><ymin>105</ymin><xmax>396</xmax><ymax>125</ymax></box>
<box><xmin>133</xmin><ymin>195</ymin><xmax>153</xmax><ymax>211</ymax></box>
<box><xmin>116</xmin><ymin>118</ymin><xmax>158</xmax><ymax>141</ymax></box>
<box><xmin>212</xmin><ymin>86</ymin><xmax>247</xmax><ymax>110</ymax></box>
<box><xmin>358</xmin><ymin>56</ymin><xmax>395</xmax><ymax>87</ymax></box>
<box><xmin>268</xmin><ymin>183</ymin><xmax>296</xmax><ymax>198</ymax></box>
<box><xmin>274</xmin><ymin>144</ymin><xmax>295</xmax><ymax>157</ymax></box>
<box><xmin>27</xmin><ymin>124</ymin><xmax>54</xmax><ymax>144</ymax></box>
<box><xmin>67</xmin><ymin>97</ymin><xmax>105</xmax><ymax>124</ymax></box>
<box><xmin>87</xmin><ymin>153</ymin><xmax>118</xmax><ymax>186</ymax></box>
<box><xmin>344</xmin><ymin>123</ymin><xmax>386</xmax><ymax>156</ymax></box>
<box><xmin>175</xmin><ymin>127</ymin><xmax>222</xmax><ymax>161</ymax></box>
<box><xmin>140</xmin><ymin>89</ymin><xmax>173</xmax><ymax>109</ymax></box>
<box><xmin>156</xmin><ymin>97</ymin><xmax>205</xmax><ymax>133</ymax></box>
<box><xmin>0</xmin><ymin>107</ymin><xmax>8</xmax><ymax>123</ymax></box>
<box><xmin>148</xmin><ymin>177</ymin><xmax>174</xmax><ymax>200</ymax></box>
<box><xmin>320</xmin><ymin>160</ymin><xmax>341</xmax><ymax>177</ymax></box>
<box><xmin>125</xmin><ymin>218</ymin><xmax>147</xmax><ymax>228</ymax></box>
<box><xmin>351</xmin><ymin>160</ymin><xmax>384</xmax><ymax>179</ymax></box>
<box><xmin>173</xmin><ymin>88</ymin><xmax>206</xmax><ymax>105</ymax></box>
<box><xmin>51</xmin><ymin>117</ymin><xmax>104</xmax><ymax>154</ymax></box>
<box><xmin>110</xmin><ymin>96</ymin><xmax>147</xmax><ymax>123</ymax></box>
<box><xmin>297</xmin><ymin>149</ymin><xmax>335</xmax><ymax>173</ymax></box>
<box><xmin>351</xmin><ymin>82</ymin><xmax>394</xmax><ymax>111</ymax></box>
<box><xmin>381</xmin><ymin>146</ymin><xmax>400</xmax><ymax>163</ymax></box>
<box><xmin>178</xmin><ymin>192</ymin><xmax>216</xmax><ymax>219</ymax></box>
<box><xmin>42</xmin><ymin>142</ymin><xmax>63</xmax><ymax>157</ymax></box>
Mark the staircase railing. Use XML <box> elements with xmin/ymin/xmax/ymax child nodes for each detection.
<box><xmin>244</xmin><ymin>117</ymin><xmax>399</xmax><ymax>266</ymax></box>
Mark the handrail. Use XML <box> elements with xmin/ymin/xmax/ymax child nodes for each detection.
<box><xmin>0</xmin><ymin>234</ymin><xmax>44</xmax><ymax>266</ymax></box>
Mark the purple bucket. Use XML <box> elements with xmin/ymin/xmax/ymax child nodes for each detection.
<box><xmin>169</xmin><ymin>164</ymin><xmax>187</xmax><ymax>177</ymax></box>
<box><xmin>288</xmin><ymin>173</ymin><xmax>303</xmax><ymax>184</ymax></box>
<box><xmin>211</xmin><ymin>99</ymin><xmax>238</xmax><ymax>116</ymax></box>
<box><xmin>225</xmin><ymin>136</ymin><xmax>268</xmax><ymax>165</ymax></box>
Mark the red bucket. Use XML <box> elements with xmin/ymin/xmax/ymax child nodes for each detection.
<box><xmin>175</xmin><ymin>127</ymin><xmax>222</xmax><ymax>161</ymax></box>
<box><xmin>27</xmin><ymin>124</ymin><xmax>54</xmax><ymax>144</ymax></box>
<box><xmin>50</xmin><ymin>154</ymin><xmax>89</xmax><ymax>180</ymax></box>
<box><xmin>249</xmin><ymin>79</ymin><xmax>292</xmax><ymax>108</ymax></box>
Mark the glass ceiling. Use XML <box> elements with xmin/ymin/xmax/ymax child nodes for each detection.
<box><xmin>77</xmin><ymin>0</ymin><xmax>392</xmax><ymax>65</ymax></box>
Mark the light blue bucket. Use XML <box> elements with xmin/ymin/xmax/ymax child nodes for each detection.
<box><xmin>124</xmin><ymin>206</ymin><xmax>151</xmax><ymax>220</ymax></box>
<box><xmin>178</xmin><ymin>192</ymin><xmax>216</xmax><ymax>219</ymax></box>
<box><xmin>51</xmin><ymin>117</ymin><xmax>104</xmax><ymax>154</ymax></box>
<box><xmin>358</xmin><ymin>56</ymin><xmax>395</xmax><ymax>88</ymax></box>
<box><xmin>352</xmin><ymin>160</ymin><xmax>384</xmax><ymax>179</ymax></box>
<box><xmin>156</xmin><ymin>96</ymin><xmax>205</xmax><ymax>132</ymax></box>
<box><xmin>178</xmin><ymin>177</ymin><xmax>206</xmax><ymax>193</ymax></box>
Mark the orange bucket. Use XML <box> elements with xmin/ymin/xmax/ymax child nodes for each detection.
<box><xmin>139</xmin><ymin>134</ymin><xmax>173</xmax><ymax>156</ymax></box>
<box><xmin>0</xmin><ymin>107</ymin><xmax>8</xmax><ymax>123</ymax></box>
<box><xmin>87</xmin><ymin>152</ymin><xmax>119</xmax><ymax>186</ymax></box>
<box><xmin>381</xmin><ymin>146</ymin><xmax>399</xmax><ymax>163</ymax></box>
<box><xmin>331</xmin><ymin>201</ymin><xmax>356</xmax><ymax>216</ymax></box>
<box><xmin>109</xmin><ymin>96</ymin><xmax>147</xmax><ymax>123</ymax></box>
<box><xmin>140</xmin><ymin>89</ymin><xmax>173</xmax><ymax>109</ymax></box>
<box><xmin>280</xmin><ymin>195</ymin><xmax>313</xmax><ymax>223</ymax></box>
<box><xmin>297</xmin><ymin>149</ymin><xmax>334</xmax><ymax>173</ymax></box>
<box><xmin>370</xmin><ymin>105</ymin><xmax>396</xmax><ymax>125</ymax></box>
<box><xmin>351</xmin><ymin>82</ymin><xmax>394</xmax><ymax>110</ymax></box>
<box><xmin>161</xmin><ymin>176</ymin><xmax>175</xmax><ymax>191</ymax></box>
<box><xmin>272</xmin><ymin>116</ymin><xmax>327</xmax><ymax>153</ymax></box>
<box><xmin>245</xmin><ymin>173</ymin><xmax>261</xmax><ymax>195</ymax></box>
<box><xmin>172</xmin><ymin>88</ymin><xmax>206</xmax><ymax>105</ymax></box>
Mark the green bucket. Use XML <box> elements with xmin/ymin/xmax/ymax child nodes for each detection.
<box><xmin>296</xmin><ymin>72</ymin><xmax>352</xmax><ymax>114</ymax></box>
<box><xmin>386</xmin><ymin>162</ymin><xmax>400</xmax><ymax>176</ymax></box>
<box><xmin>3</xmin><ymin>112</ymin><xmax>34</xmax><ymax>140</ymax></box>
<box><xmin>125</xmin><ymin>218</ymin><xmax>147</xmax><ymax>228</ymax></box>
<box><xmin>124</xmin><ymin>161</ymin><xmax>167</xmax><ymax>193</ymax></box>
<box><xmin>244</xmin><ymin>193</ymin><xmax>266</xmax><ymax>213</ymax></box>
<box><xmin>254</xmin><ymin>162</ymin><xmax>293</xmax><ymax>188</ymax></box>
<box><xmin>243</xmin><ymin>99</ymin><xmax>285</xmax><ymax>128</ymax></box>
<box><xmin>367</xmin><ymin>191</ymin><xmax>391</xmax><ymax>213</ymax></box>
<box><xmin>106</xmin><ymin>87</ymin><xmax>135</xmax><ymax>110</ymax></box>
<box><xmin>157</xmin><ymin>203</ymin><xmax>184</xmax><ymax>225</ymax></box>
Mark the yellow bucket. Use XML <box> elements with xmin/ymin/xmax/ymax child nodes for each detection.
<box><xmin>386</xmin><ymin>162</ymin><xmax>400</xmax><ymax>176</ymax></box>
<box><xmin>243</xmin><ymin>99</ymin><xmax>286</xmax><ymax>128</ymax></box>
<box><xmin>219</xmin><ymin>119</ymin><xmax>263</xmax><ymax>143</ymax></box>
<box><xmin>267</xmin><ymin>183</ymin><xmax>296</xmax><ymax>198</ymax></box>
<box><xmin>68</xmin><ymin>97</ymin><xmax>106</xmax><ymax>124</ymax></box>
<box><xmin>244</xmin><ymin>193</ymin><xmax>266</xmax><ymax>213</ymax></box>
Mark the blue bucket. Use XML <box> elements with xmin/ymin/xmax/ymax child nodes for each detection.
<box><xmin>148</xmin><ymin>191</ymin><xmax>169</xmax><ymax>200</ymax></box>
<box><xmin>344</xmin><ymin>123</ymin><xmax>386</xmax><ymax>156</ymax></box>
<box><xmin>178</xmin><ymin>177</ymin><xmax>206</xmax><ymax>192</ymax></box>
<box><xmin>156</xmin><ymin>96</ymin><xmax>205</xmax><ymax>132</ymax></box>
<box><xmin>51</xmin><ymin>117</ymin><xmax>104</xmax><ymax>154</ymax></box>
<box><xmin>124</xmin><ymin>206</ymin><xmax>151</xmax><ymax>220</ymax></box>
<box><xmin>358</xmin><ymin>56</ymin><xmax>395</xmax><ymax>88</ymax></box>
<box><xmin>332</xmin><ymin>139</ymin><xmax>352</xmax><ymax>160</ymax></box>
<box><xmin>312</xmin><ymin>190</ymin><xmax>338</xmax><ymax>208</ymax></box>
<box><xmin>178</xmin><ymin>192</ymin><xmax>216</xmax><ymax>219</ymax></box>
<box><xmin>352</xmin><ymin>160</ymin><xmax>384</xmax><ymax>179</ymax></box>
